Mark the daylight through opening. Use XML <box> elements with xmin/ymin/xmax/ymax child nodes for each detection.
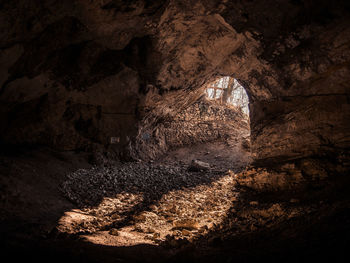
<box><xmin>205</xmin><ymin>76</ymin><xmax>249</xmax><ymax>117</ymax></box>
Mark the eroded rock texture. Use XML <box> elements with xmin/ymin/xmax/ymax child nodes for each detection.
<box><xmin>0</xmin><ymin>0</ymin><xmax>349</xmax><ymax>166</ymax></box>
<box><xmin>132</xmin><ymin>95</ymin><xmax>249</xmax><ymax>160</ymax></box>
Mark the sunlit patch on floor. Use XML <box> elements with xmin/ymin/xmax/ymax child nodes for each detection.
<box><xmin>58</xmin><ymin>171</ymin><xmax>239</xmax><ymax>247</ymax></box>
<box><xmin>57</xmin><ymin>163</ymin><xmax>326</xmax><ymax>250</ymax></box>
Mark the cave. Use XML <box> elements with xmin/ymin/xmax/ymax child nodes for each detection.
<box><xmin>0</xmin><ymin>1</ymin><xmax>350</xmax><ymax>262</ymax></box>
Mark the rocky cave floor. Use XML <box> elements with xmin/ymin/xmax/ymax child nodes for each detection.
<box><xmin>1</xmin><ymin>134</ymin><xmax>350</xmax><ymax>263</ymax></box>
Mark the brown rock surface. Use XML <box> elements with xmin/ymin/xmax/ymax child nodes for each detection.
<box><xmin>0</xmin><ymin>0</ymin><xmax>349</xmax><ymax>166</ymax></box>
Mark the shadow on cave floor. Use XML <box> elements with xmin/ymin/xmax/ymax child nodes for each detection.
<box><xmin>1</xmin><ymin>142</ymin><xmax>350</xmax><ymax>263</ymax></box>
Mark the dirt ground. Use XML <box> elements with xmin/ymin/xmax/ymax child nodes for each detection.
<box><xmin>1</xmin><ymin>133</ymin><xmax>350</xmax><ymax>263</ymax></box>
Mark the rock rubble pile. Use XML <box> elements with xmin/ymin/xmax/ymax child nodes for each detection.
<box><xmin>61</xmin><ymin>162</ymin><xmax>221</xmax><ymax>208</ymax></box>
<box><xmin>58</xmin><ymin>160</ymin><xmax>323</xmax><ymax>248</ymax></box>
<box><xmin>59</xmin><ymin>162</ymin><xmax>239</xmax><ymax>244</ymax></box>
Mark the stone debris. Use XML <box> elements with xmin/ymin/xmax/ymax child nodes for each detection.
<box><xmin>58</xmin><ymin>161</ymin><xmax>319</xmax><ymax>248</ymax></box>
<box><xmin>172</xmin><ymin>219</ymin><xmax>199</xmax><ymax>230</ymax></box>
<box><xmin>188</xmin><ymin>160</ymin><xmax>211</xmax><ymax>171</ymax></box>
<box><xmin>290</xmin><ymin>198</ymin><xmax>299</xmax><ymax>203</ymax></box>
<box><xmin>233</xmin><ymin>167</ymin><xmax>305</xmax><ymax>192</ymax></box>
<box><xmin>232</xmin><ymin>159</ymin><xmax>332</xmax><ymax>192</ymax></box>
<box><xmin>181</xmin><ymin>229</ymin><xmax>192</xmax><ymax>236</ymax></box>
<box><xmin>61</xmin><ymin>163</ymin><xmax>219</xmax><ymax>207</ymax></box>
<box><xmin>59</xmin><ymin>162</ymin><xmax>237</xmax><ymax>242</ymax></box>
<box><xmin>109</xmin><ymin>228</ymin><xmax>119</xmax><ymax>236</ymax></box>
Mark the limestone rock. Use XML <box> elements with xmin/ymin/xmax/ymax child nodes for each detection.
<box><xmin>188</xmin><ymin>160</ymin><xmax>211</xmax><ymax>172</ymax></box>
<box><xmin>173</xmin><ymin>219</ymin><xmax>199</xmax><ymax>230</ymax></box>
<box><xmin>0</xmin><ymin>0</ymin><xmax>349</xmax><ymax>169</ymax></box>
<box><xmin>233</xmin><ymin>167</ymin><xmax>305</xmax><ymax>192</ymax></box>
<box><xmin>108</xmin><ymin>228</ymin><xmax>119</xmax><ymax>236</ymax></box>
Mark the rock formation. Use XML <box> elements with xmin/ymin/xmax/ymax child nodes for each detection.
<box><xmin>1</xmin><ymin>0</ymin><xmax>349</xmax><ymax>166</ymax></box>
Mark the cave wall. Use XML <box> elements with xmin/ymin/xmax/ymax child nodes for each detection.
<box><xmin>221</xmin><ymin>1</ymin><xmax>350</xmax><ymax>163</ymax></box>
<box><xmin>162</xmin><ymin>99</ymin><xmax>248</xmax><ymax>148</ymax></box>
<box><xmin>0</xmin><ymin>0</ymin><xmax>166</xmax><ymax>155</ymax></box>
<box><xmin>132</xmin><ymin>96</ymin><xmax>249</xmax><ymax>160</ymax></box>
<box><xmin>1</xmin><ymin>0</ymin><xmax>349</xmax><ymax>165</ymax></box>
<box><xmin>151</xmin><ymin>0</ymin><xmax>350</xmax><ymax>165</ymax></box>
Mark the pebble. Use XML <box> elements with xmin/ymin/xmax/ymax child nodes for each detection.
<box><xmin>109</xmin><ymin>228</ymin><xmax>119</xmax><ymax>236</ymax></box>
<box><xmin>290</xmin><ymin>198</ymin><xmax>299</xmax><ymax>203</ymax></box>
<box><xmin>182</xmin><ymin>229</ymin><xmax>191</xmax><ymax>236</ymax></box>
<box><xmin>249</xmin><ymin>201</ymin><xmax>259</xmax><ymax>206</ymax></box>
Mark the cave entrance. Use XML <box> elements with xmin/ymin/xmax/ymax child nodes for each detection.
<box><xmin>205</xmin><ymin>76</ymin><xmax>249</xmax><ymax>117</ymax></box>
<box><xmin>154</xmin><ymin>75</ymin><xmax>252</xmax><ymax>167</ymax></box>
<box><xmin>198</xmin><ymin>76</ymin><xmax>251</xmax><ymax>163</ymax></box>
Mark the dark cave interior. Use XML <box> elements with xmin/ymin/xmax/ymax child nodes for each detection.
<box><xmin>0</xmin><ymin>1</ymin><xmax>350</xmax><ymax>262</ymax></box>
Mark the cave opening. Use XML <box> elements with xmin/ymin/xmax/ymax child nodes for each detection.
<box><xmin>205</xmin><ymin>76</ymin><xmax>249</xmax><ymax>117</ymax></box>
<box><xmin>203</xmin><ymin>75</ymin><xmax>251</xmax><ymax>153</ymax></box>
